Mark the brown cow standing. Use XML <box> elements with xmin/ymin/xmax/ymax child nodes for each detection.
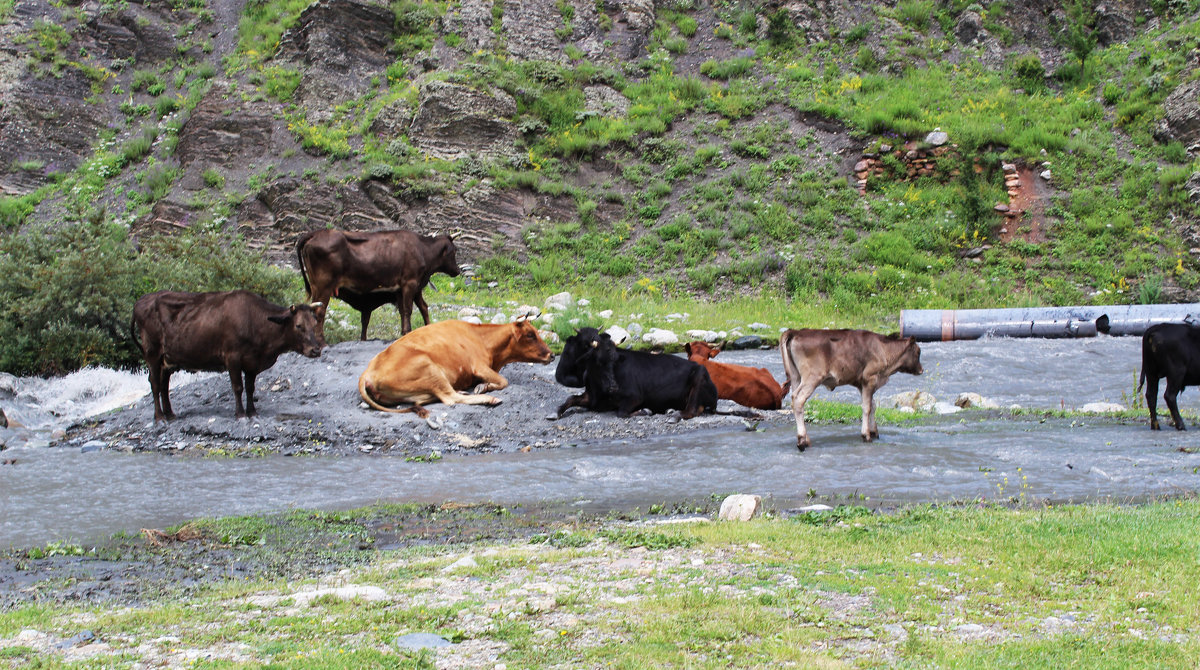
<box><xmin>684</xmin><ymin>341</ymin><xmax>787</xmax><ymax>410</ymax></box>
<box><xmin>779</xmin><ymin>328</ymin><xmax>923</xmax><ymax>450</ymax></box>
<box><xmin>296</xmin><ymin>228</ymin><xmax>460</xmax><ymax>339</ymax></box>
<box><xmin>358</xmin><ymin>319</ymin><xmax>553</xmax><ymax>419</ymax></box>
<box><xmin>132</xmin><ymin>290</ymin><xmax>325</xmax><ymax>421</ymax></box>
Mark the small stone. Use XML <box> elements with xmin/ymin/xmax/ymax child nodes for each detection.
<box><xmin>489</xmin><ymin>313</ymin><xmax>508</xmax><ymax>324</ymax></box>
<box><xmin>576</xmin><ymin>298</ymin><xmax>590</xmax><ymax>307</ymax></box>
<box><xmin>747</xmin><ymin>322</ymin><xmax>771</xmax><ymax>330</ymax></box>
<box><xmin>925</xmin><ymin>130</ymin><xmax>949</xmax><ymax>146</ymax></box>
<box><xmin>993</xmin><ymin>204</ymin><xmax>1010</xmax><ymax>212</ymax></box>
<box><xmin>394</xmin><ymin>633</ymin><xmax>452</xmax><ymax>650</ymax></box>
<box><xmin>729</xmin><ymin>335</ymin><xmax>762</xmax><ymax>350</ymax></box>
<box><xmin>544</xmin><ymin>292</ymin><xmax>572</xmax><ymax>311</ymax></box>
<box><xmin>955</xmin><ymin>393</ymin><xmax>998</xmax><ymax>409</ymax></box>
<box><xmin>443</xmin><ymin>555</ymin><xmax>478</xmax><ymax>572</ymax></box>
<box><xmin>642</xmin><ymin>328</ymin><xmax>678</xmax><ymax>346</ymax></box>
<box><xmin>458</xmin><ymin>307</ymin><xmax>482</xmax><ymax>318</ymax></box>
<box><xmin>888</xmin><ymin>390</ymin><xmax>936</xmax><ymax>412</ymax></box>
<box><xmin>605</xmin><ymin>325</ymin><xmax>630</xmax><ymax>345</ymax></box>
<box><xmin>1080</xmin><ymin>402</ymin><xmax>1125</xmax><ymax>413</ymax></box>
<box><xmin>1040</xmin><ymin>169</ymin><xmax>1052</xmax><ymax>181</ymax></box>
<box><xmin>626</xmin><ymin>322</ymin><xmax>643</xmax><ymax>337</ymax></box>
<box><xmin>54</xmin><ymin>630</ymin><xmax>95</xmax><ymax>650</ymax></box>
<box><xmin>80</xmin><ymin>441</ymin><xmax>106</xmax><ymax>453</ymax></box>
<box><xmin>598</xmin><ymin>309</ymin><xmax>613</xmax><ymax>319</ymax></box>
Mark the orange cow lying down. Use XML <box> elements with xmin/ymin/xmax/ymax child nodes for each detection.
<box><xmin>683</xmin><ymin>341</ymin><xmax>787</xmax><ymax>410</ymax></box>
<box><xmin>358</xmin><ymin>319</ymin><xmax>553</xmax><ymax>418</ymax></box>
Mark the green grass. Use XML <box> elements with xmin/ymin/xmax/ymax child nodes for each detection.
<box><xmin>3</xmin><ymin>502</ymin><xmax>1198</xmax><ymax>667</ymax></box>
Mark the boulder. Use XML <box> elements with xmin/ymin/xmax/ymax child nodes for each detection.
<box><xmin>1080</xmin><ymin>402</ymin><xmax>1125</xmax><ymax>413</ymax></box>
<box><xmin>888</xmin><ymin>390</ymin><xmax>936</xmax><ymax>412</ymax></box>
<box><xmin>584</xmin><ymin>86</ymin><xmax>630</xmax><ymax>118</ymax></box>
<box><xmin>1155</xmin><ymin>79</ymin><xmax>1200</xmax><ymax>149</ymax></box>
<box><xmin>176</xmin><ymin>85</ymin><xmax>275</xmax><ymax>172</ymax></box>
<box><xmin>538</xmin><ymin>329</ymin><xmax>559</xmax><ymax>344</ymax></box>
<box><xmin>718</xmin><ymin>494</ymin><xmax>762</xmax><ymax>521</ymax></box>
<box><xmin>489</xmin><ymin>312</ymin><xmax>508</xmax><ymax>324</ymax></box>
<box><xmin>1093</xmin><ymin>4</ymin><xmax>1136</xmax><ymax>46</ymax></box>
<box><xmin>598</xmin><ymin>309</ymin><xmax>614</xmax><ymax>319</ymax></box>
<box><xmin>605</xmin><ymin>325</ymin><xmax>630</xmax><ymax>345</ymax></box>
<box><xmin>514</xmin><ymin>305</ymin><xmax>541</xmax><ymax>320</ymax></box>
<box><xmin>395</xmin><ymin>633</ymin><xmax>452</xmax><ymax>650</ymax></box>
<box><xmin>685</xmin><ymin>329</ymin><xmax>719</xmax><ymax>343</ymax></box>
<box><xmin>954</xmin><ymin>393</ymin><xmax>998</xmax><ymax>409</ymax></box>
<box><xmin>642</xmin><ymin>328</ymin><xmax>678</xmax><ymax>346</ymax></box>
<box><xmin>410</xmin><ymin>81</ymin><xmax>518</xmax><ymax>160</ymax></box>
<box><xmin>626</xmin><ymin>322</ymin><xmax>644</xmax><ymax>338</ymax></box>
<box><xmin>954</xmin><ymin>10</ymin><xmax>983</xmax><ymax>44</ymax></box>
<box><xmin>729</xmin><ymin>335</ymin><xmax>763</xmax><ymax>350</ymax></box>
<box><xmin>924</xmin><ymin>130</ymin><xmax>949</xmax><ymax>146</ymax></box>
<box><xmin>544</xmin><ymin>292</ymin><xmax>573</xmax><ymax>311</ymax></box>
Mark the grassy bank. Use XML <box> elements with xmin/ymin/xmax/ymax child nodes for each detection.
<box><xmin>2</xmin><ymin>500</ymin><xmax>1198</xmax><ymax>667</ymax></box>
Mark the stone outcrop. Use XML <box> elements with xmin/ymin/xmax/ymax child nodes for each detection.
<box><xmin>852</xmin><ymin>137</ymin><xmax>960</xmax><ymax>194</ymax></box>
<box><xmin>88</xmin><ymin>10</ymin><xmax>179</xmax><ymax>63</ymax></box>
<box><xmin>176</xmin><ymin>86</ymin><xmax>277</xmax><ymax>172</ymax></box>
<box><xmin>1155</xmin><ymin>79</ymin><xmax>1200</xmax><ymax>151</ymax></box>
<box><xmin>502</xmin><ymin>0</ymin><xmax>566</xmax><ymax>62</ymax></box>
<box><xmin>409</xmin><ymin>81</ymin><xmax>518</xmax><ymax>160</ymax></box>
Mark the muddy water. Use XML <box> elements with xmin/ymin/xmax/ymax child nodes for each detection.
<box><xmin>3</xmin><ymin>336</ymin><xmax>1199</xmax><ymax>547</ymax></box>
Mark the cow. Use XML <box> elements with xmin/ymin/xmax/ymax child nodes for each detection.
<box><xmin>779</xmin><ymin>328</ymin><xmax>923</xmax><ymax>450</ymax></box>
<box><xmin>131</xmin><ymin>290</ymin><xmax>325</xmax><ymax>422</ymax></box>
<box><xmin>1138</xmin><ymin>322</ymin><xmax>1200</xmax><ymax>430</ymax></box>
<box><xmin>554</xmin><ymin>328</ymin><xmax>718</xmax><ymax>420</ymax></box>
<box><xmin>684</xmin><ymin>341</ymin><xmax>787</xmax><ymax>410</ymax></box>
<box><xmin>358</xmin><ymin>319</ymin><xmax>553</xmax><ymax>419</ymax></box>
<box><xmin>296</xmin><ymin>228</ymin><xmax>460</xmax><ymax>340</ymax></box>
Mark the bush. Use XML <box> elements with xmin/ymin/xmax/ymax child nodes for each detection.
<box><xmin>0</xmin><ymin>222</ymin><xmax>294</xmax><ymax>375</ymax></box>
<box><xmin>1012</xmin><ymin>53</ymin><xmax>1045</xmax><ymax>89</ymax></box>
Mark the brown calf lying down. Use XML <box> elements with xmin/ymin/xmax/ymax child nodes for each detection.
<box><xmin>358</xmin><ymin>319</ymin><xmax>553</xmax><ymax>419</ymax></box>
<box><xmin>683</xmin><ymin>341</ymin><xmax>787</xmax><ymax>410</ymax></box>
<box><xmin>779</xmin><ymin>328</ymin><xmax>923</xmax><ymax>450</ymax></box>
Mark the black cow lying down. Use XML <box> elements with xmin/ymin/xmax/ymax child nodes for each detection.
<box><xmin>553</xmin><ymin>327</ymin><xmax>717</xmax><ymax>419</ymax></box>
<box><xmin>132</xmin><ymin>290</ymin><xmax>325</xmax><ymax>421</ymax></box>
<box><xmin>1139</xmin><ymin>322</ymin><xmax>1200</xmax><ymax>430</ymax></box>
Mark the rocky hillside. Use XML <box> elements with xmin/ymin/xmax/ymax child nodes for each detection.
<box><xmin>1</xmin><ymin>0</ymin><xmax>1199</xmax><ymax>351</ymax></box>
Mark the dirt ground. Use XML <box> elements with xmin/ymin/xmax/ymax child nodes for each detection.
<box><xmin>73</xmin><ymin>340</ymin><xmax>793</xmax><ymax>459</ymax></box>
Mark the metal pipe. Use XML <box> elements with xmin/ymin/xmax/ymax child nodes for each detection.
<box><xmin>900</xmin><ymin>304</ymin><xmax>1200</xmax><ymax>341</ymax></box>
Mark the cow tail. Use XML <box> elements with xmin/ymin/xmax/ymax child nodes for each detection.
<box><xmin>130</xmin><ymin>314</ymin><xmax>143</xmax><ymax>356</ymax></box>
<box><xmin>778</xmin><ymin>330</ymin><xmax>796</xmax><ymax>393</ymax></box>
<box><xmin>1137</xmin><ymin>338</ymin><xmax>1149</xmax><ymax>395</ymax></box>
<box><xmin>295</xmin><ymin>230</ymin><xmax>316</xmax><ymax>299</ymax></box>
<box><xmin>358</xmin><ymin>373</ymin><xmax>418</xmax><ymax>414</ymax></box>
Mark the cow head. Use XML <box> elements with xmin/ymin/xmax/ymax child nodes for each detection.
<box><xmin>435</xmin><ymin>234</ymin><xmax>462</xmax><ymax>278</ymax></box>
<box><xmin>589</xmin><ymin>332</ymin><xmax>620</xmax><ymax>394</ymax></box>
<box><xmin>269</xmin><ymin>304</ymin><xmax>326</xmax><ymax>358</ymax></box>
<box><xmin>897</xmin><ymin>337</ymin><xmax>923</xmax><ymax>375</ymax></box>
<box><xmin>508</xmin><ymin>319</ymin><xmax>553</xmax><ymax>364</ymax></box>
<box><xmin>684</xmin><ymin>341</ymin><xmax>720</xmax><ymax>361</ymax></box>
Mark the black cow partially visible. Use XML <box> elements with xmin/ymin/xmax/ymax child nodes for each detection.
<box><xmin>131</xmin><ymin>290</ymin><xmax>325</xmax><ymax>421</ymax></box>
<box><xmin>296</xmin><ymin>228</ymin><xmax>460</xmax><ymax>339</ymax></box>
<box><xmin>554</xmin><ymin>328</ymin><xmax>717</xmax><ymax>420</ymax></box>
<box><xmin>1139</xmin><ymin>322</ymin><xmax>1200</xmax><ymax>430</ymax></box>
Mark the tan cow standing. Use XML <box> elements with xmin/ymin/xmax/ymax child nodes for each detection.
<box><xmin>779</xmin><ymin>328</ymin><xmax>923</xmax><ymax>450</ymax></box>
<box><xmin>358</xmin><ymin>319</ymin><xmax>553</xmax><ymax>418</ymax></box>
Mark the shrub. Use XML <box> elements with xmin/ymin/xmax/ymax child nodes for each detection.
<box><xmin>1012</xmin><ymin>53</ymin><xmax>1045</xmax><ymax>89</ymax></box>
<box><xmin>896</xmin><ymin>0</ymin><xmax>933</xmax><ymax>30</ymax></box>
<box><xmin>262</xmin><ymin>66</ymin><xmax>302</xmax><ymax>102</ymax></box>
<box><xmin>699</xmin><ymin>57</ymin><xmax>754</xmax><ymax>80</ymax></box>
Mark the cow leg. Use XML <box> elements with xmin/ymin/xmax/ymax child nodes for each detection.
<box><xmin>1164</xmin><ymin>376</ymin><xmax>1186</xmax><ymax>431</ymax></box>
<box><xmin>423</xmin><ymin>373</ymin><xmax>502</xmax><ymax>407</ymax></box>
<box><xmin>1146</xmin><ymin>375</ymin><xmax>1161</xmax><ymax>430</ymax></box>
<box><xmin>471</xmin><ymin>368</ymin><xmax>509</xmax><ymax>395</ymax></box>
<box><xmin>680</xmin><ymin>369</ymin><xmax>708</xmax><ymax>419</ymax></box>
<box><xmin>228</xmin><ymin>367</ymin><xmax>247</xmax><ymax>418</ymax></box>
<box><xmin>859</xmin><ymin>385</ymin><xmax>878</xmax><ymax>442</ymax></box>
<box><xmin>399</xmin><ymin>286</ymin><xmax>417</xmax><ymax>335</ymax></box>
<box><xmin>148</xmin><ymin>363</ymin><xmax>166</xmax><ymax>422</ymax></box>
<box><xmin>415</xmin><ymin>293</ymin><xmax>431</xmax><ymax>328</ymax></box>
<box><xmin>160</xmin><ymin>369</ymin><xmax>176</xmax><ymax>420</ymax></box>
<box><xmin>358</xmin><ymin>308</ymin><xmax>372</xmax><ymax>341</ymax></box>
<box><xmin>555</xmin><ymin>392</ymin><xmax>589</xmax><ymax>418</ymax></box>
<box><xmin>616</xmin><ymin>395</ymin><xmax>643</xmax><ymax>417</ymax></box>
<box><xmin>790</xmin><ymin>379</ymin><xmax>821</xmax><ymax>451</ymax></box>
<box><xmin>244</xmin><ymin>370</ymin><xmax>258</xmax><ymax>417</ymax></box>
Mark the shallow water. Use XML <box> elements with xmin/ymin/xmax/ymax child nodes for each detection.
<box><xmin>3</xmin><ymin>335</ymin><xmax>1199</xmax><ymax>548</ymax></box>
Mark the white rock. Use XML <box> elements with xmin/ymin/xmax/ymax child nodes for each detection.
<box><xmin>606</xmin><ymin>325</ymin><xmax>630</xmax><ymax>345</ymax></box>
<box><xmin>795</xmin><ymin>504</ymin><xmax>834</xmax><ymax>512</ymax></box>
<box><xmin>489</xmin><ymin>313</ymin><xmax>509</xmax><ymax>324</ymax></box>
<box><xmin>888</xmin><ymin>390</ymin><xmax>936</xmax><ymax>412</ymax></box>
<box><xmin>955</xmin><ymin>393</ymin><xmax>999</xmax><ymax>409</ymax></box>
<box><xmin>457</xmin><ymin>307</ymin><xmax>482</xmax><ymax>318</ymax></box>
<box><xmin>442</xmin><ymin>555</ymin><xmax>479</xmax><ymax>572</ymax></box>
<box><xmin>576</xmin><ymin>298</ymin><xmax>590</xmax><ymax>307</ymax></box>
<box><xmin>627</xmin><ymin>322</ymin><xmax>644</xmax><ymax>337</ymax></box>
<box><xmin>540</xmin><ymin>313</ymin><xmax>555</xmax><ymax>326</ymax></box>
<box><xmin>544</xmin><ymin>292</ymin><xmax>572</xmax><ymax>311</ymax></box>
<box><xmin>718</xmin><ymin>494</ymin><xmax>762</xmax><ymax>521</ymax></box>
<box><xmin>538</xmin><ymin>330</ymin><xmax>559</xmax><ymax>344</ymax></box>
<box><xmin>514</xmin><ymin>305</ymin><xmax>541</xmax><ymax>319</ymax></box>
<box><xmin>685</xmin><ymin>329</ymin><xmax>719</xmax><ymax>342</ymax></box>
<box><xmin>461</xmin><ymin>316</ymin><xmax>482</xmax><ymax>325</ymax></box>
<box><xmin>748</xmin><ymin>322</ymin><xmax>771</xmax><ymax>330</ymax></box>
<box><xmin>1080</xmin><ymin>402</ymin><xmax>1125</xmax><ymax>413</ymax></box>
<box><xmin>642</xmin><ymin>328</ymin><xmax>678</xmax><ymax>346</ymax></box>
<box><xmin>292</xmin><ymin>586</ymin><xmax>389</xmax><ymax>606</ymax></box>
<box><xmin>598</xmin><ymin>309</ymin><xmax>613</xmax><ymax>319</ymax></box>
<box><xmin>933</xmin><ymin>401</ymin><xmax>962</xmax><ymax>415</ymax></box>
<box><xmin>1040</xmin><ymin>169</ymin><xmax>1052</xmax><ymax>181</ymax></box>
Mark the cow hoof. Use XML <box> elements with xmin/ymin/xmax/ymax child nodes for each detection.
<box><xmin>796</xmin><ymin>437</ymin><xmax>810</xmax><ymax>451</ymax></box>
<box><xmin>545</xmin><ymin>413</ymin><xmax>559</xmax><ymax>422</ymax></box>
<box><xmin>861</xmin><ymin>434</ymin><xmax>872</xmax><ymax>443</ymax></box>
<box><xmin>487</xmin><ymin>397</ymin><xmax>503</xmax><ymax>406</ymax></box>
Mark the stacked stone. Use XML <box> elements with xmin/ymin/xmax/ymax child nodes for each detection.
<box><xmin>853</xmin><ymin>130</ymin><xmax>959</xmax><ymax>194</ymax></box>
<box><xmin>994</xmin><ymin>163</ymin><xmax>1022</xmax><ymax>234</ymax></box>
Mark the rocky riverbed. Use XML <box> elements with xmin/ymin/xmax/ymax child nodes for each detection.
<box><xmin>67</xmin><ymin>340</ymin><xmax>794</xmax><ymax>459</ymax></box>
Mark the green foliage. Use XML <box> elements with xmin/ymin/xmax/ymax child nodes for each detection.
<box><xmin>1012</xmin><ymin>53</ymin><xmax>1046</xmax><ymax>89</ymax></box>
<box><xmin>896</xmin><ymin>0</ymin><xmax>933</xmax><ymax>30</ymax></box>
<box><xmin>700</xmin><ymin>57</ymin><xmax>755</xmax><ymax>80</ymax></box>
<box><xmin>599</xmin><ymin>528</ymin><xmax>699</xmax><ymax>550</ymax></box>
<box><xmin>0</xmin><ymin>222</ymin><xmax>293</xmax><ymax>375</ymax></box>
<box><xmin>262</xmin><ymin>66</ymin><xmax>302</xmax><ymax>102</ymax></box>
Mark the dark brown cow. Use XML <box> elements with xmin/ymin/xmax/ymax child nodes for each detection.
<box><xmin>358</xmin><ymin>319</ymin><xmax>553</xmax><ymax>419</ymax></box>
<box><xmin>779</xmin><ymin>328</ymin><xmax>923</xmax><ymax>450</ymax></box>
<box><xmin>684</xmin><ymin>341</ymin><xmax>787</xmax><ymax>410</ymax></box>
<box><xmin>296</xmin><ymin>228</ymin><xmax>460</xmax><ymax>339</ymax></box>
<box><xmin>132</xmin><ymin>290</ymin><xmax>325</xmax><ymax>421</ymax></box>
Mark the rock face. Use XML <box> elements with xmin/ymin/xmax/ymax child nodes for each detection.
<box><xmin>176</xmin><ymin>86</ymin><xmax>277</xmax><ymax>172</ymax></box>
<box><xmin>1156</xmin><ymin>79</ymin><xmax>1200</xmax><ymax>150</ymax></box>
<box><xmin>409</xmin><ymin>81</ymin><xmax>519</xmax><ymax>160</ymax></box>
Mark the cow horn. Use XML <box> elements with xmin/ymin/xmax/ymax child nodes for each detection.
<box><xmin>591</xmin><ymin>340</ymin><xmax>598</xmax><ymax>348</ymax></box>
<box><xmin>310</xmin><ymin>302</ymin><xmax>322</xmax><ymax>310</ymax></box>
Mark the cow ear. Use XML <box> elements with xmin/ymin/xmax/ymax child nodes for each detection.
<box><xmin>710</xmin><ymin>348</ymin><xmax>721</xmax><ymax>359</ymax></box>
<box><xmin>683</xmin><ymin>343</ymin><xmax>693</xmax><ymax>356</ymax></box>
